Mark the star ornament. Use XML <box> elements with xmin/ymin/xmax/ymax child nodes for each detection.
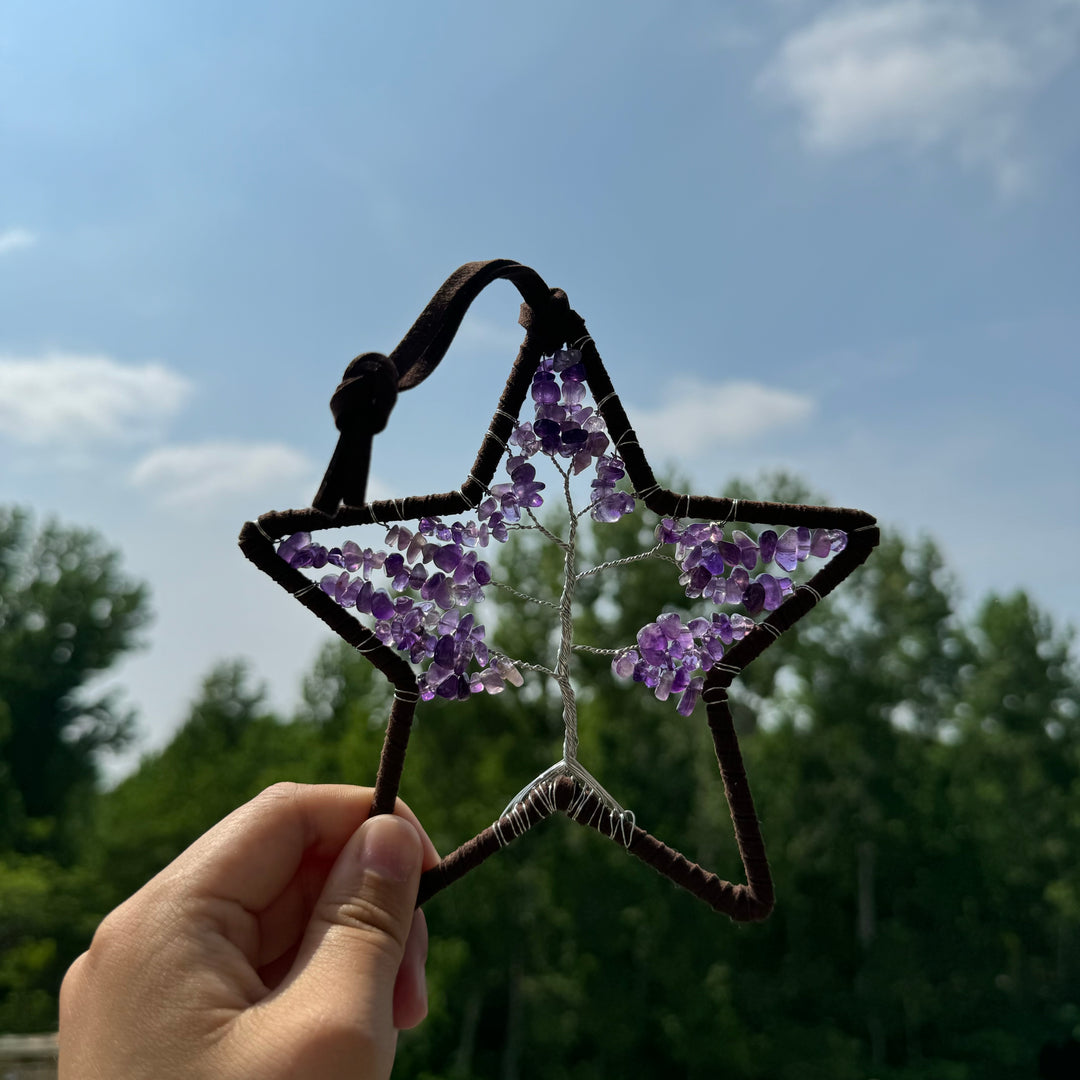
<box><xmin>239</xmin><ymin>260</ymin><xmax>879</xmax><ymax>921</ymax></box>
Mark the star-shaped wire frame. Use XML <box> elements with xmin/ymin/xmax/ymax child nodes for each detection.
<box><xmin>239</xmin><ymin>260</ymin><xmax>879</xmax><ymax>921</ymax></box>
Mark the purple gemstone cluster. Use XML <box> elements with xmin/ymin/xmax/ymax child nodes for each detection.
<box><xmin>610</xmin><ymin>520</ymin><xmax>848</xmax><ymax>716</ymax></box>
<box><xmin>277</xmin><ymin>519</ymin><xmax>515</xmax><ymax>701</ymax></box>
<box><xmin>660</xmin><ymin>519</ymin><xmax>846</xmax><ymax>616</ymax></box>
<box><xmin>494</xmin><ymin>349</ymin><xmax>636</xmax><ymax>524</ymax></box>
<box><xmin>612</xmin><ymin>611</ymin><xmax>757</xmax><ymax>717</ymax></box>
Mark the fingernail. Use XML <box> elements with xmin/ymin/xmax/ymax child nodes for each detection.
<box><xmin>357</xmin><ymin>815</ymin><xmax>418</xmax><ymax>883</ymax></box>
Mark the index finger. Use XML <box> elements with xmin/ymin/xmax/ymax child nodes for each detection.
<box><xmin>148</xmin><ymin>783</ymin><xmax>440</xmax><ymax>913</ymax></box>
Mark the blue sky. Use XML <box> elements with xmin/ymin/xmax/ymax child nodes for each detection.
<box><xmin>2</xmin><ymin>0</ymin><xmax>1078</xmax><ymax>778</ymax></box>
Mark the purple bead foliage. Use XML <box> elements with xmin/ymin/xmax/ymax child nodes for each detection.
<box><xmin>278</xmin><ymin>517</ymin><xmax>506</xmax><ymax>702</ymax></box>
<box><xmin>611</xmin><ymin>611</ymin><xmax>757</xmax><ymax>717</ymax></box>
<box><xmin>608</xmin><ymin>519</ymin><xmax>848</xmax><ymax>716</ymax></box>
<box><xmin>491</xmin><ymin>349</ymin><xmax>635</xmax><ymax>524</ymax></box>
<box><xmin>656</xmin><ymin>517</ymin><xmax>846</xmax><ymax>617</ymax></box>
<box><xmin>277</xmin><ymin>532</ymin><xmax>332</xmax><ymax>569</ymax></box>
<box><xmin>591</xmin><ymin>456</ymin><xmax>635</xmax><ymax>524</ymax></box>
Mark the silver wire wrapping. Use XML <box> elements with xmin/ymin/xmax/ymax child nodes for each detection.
<box><xmin>493</xmin><ymin>773</ymin><xmax>636</xmax><ymax>850</ymax></box>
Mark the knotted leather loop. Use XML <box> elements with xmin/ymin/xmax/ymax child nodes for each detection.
<box><xmin>312</xmin><ymin>352</ymin><xmax>399</xmax><ymax>513</ymax></box>
<box><xmin>312</xmin><ymin>259</ymin><xmax>571</xmax><ymax>514</ymax></box>
<box><xmin>330</xmin><ymin>352</ymin><xmax>398</xmax><ymax>434</ymax></box>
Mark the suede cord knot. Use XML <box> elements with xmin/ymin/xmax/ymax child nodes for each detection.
<box><xmin>312</xmin><ymin>352</ymin><xmax>399</xmax><ymax>513</ymax></box>
<box><xmin>330</xmin><ymin>352</ymin><xmax>399</xmax><ymax>434</ymax></box>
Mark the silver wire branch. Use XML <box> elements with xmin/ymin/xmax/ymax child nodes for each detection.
<box><xmin>489</xmin><ymin>579</ymin><xmax>560</xmax><ymax>610</ymax></box>
<box><xmin>482</xmin><ymin>403</ymin><xmax>635</xmax><ymax>831</ymax></box>
<box><xmin>576</xmin><ymin>540</ymin><xmax>668</xmax><ymax>580</ymax></box>
<box><xmin>555</xmin><ymin>485</ymin><xmax>580</xmax><ymax>760</ymax></box>
<box><xmin>488</xmin><ymin>651</ymin><xmax>556</xmax><ymax>679</ymax></box>
<box><xmin>571</xmin><ymin>643</ymin><xmax>623</xmax><ymax>656</ymax></box>
<box><xmin>497</xmin><ymin>452</ymin><xmax>633</xmax><ymax>828</ymax></box>
<box><xmin>522</xmin><ymin>506</ymin><xmax>568</xmax><ymax>550</ymax></box>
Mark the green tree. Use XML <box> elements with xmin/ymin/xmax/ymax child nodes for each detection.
<box><xmin>0</xmin><ymin>507</ymin><xmax>149</xmax><ymax>859</ymax></box>
<box><xmin>738</xmin><ymin>531</ymin><xmax>974</xmax><ymax>1075</ymax></box>
<box><xmin>940</xmin><ymin>592</ymin><xmax>1080</xmax><ymax>1063</ymax></box>
<box><xmin>92</xmin><ymin>660</ymin><xmax>313</xmax><ymax>904</ymax></box>
<box><xmin>0</xmin><ymin>507</ymin><xmax>150</xmax><ymax>1032</ymax></box>
<box><xmin>0</xmin><ymin>853</ymin><xmax>103</xmax><ymax>1032</ymax></box>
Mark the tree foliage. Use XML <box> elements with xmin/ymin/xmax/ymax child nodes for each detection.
<box><xmin>0</xmin><ymin>508</ymin><xmax>150</xmax><ymax>1030</ymax></box>
<box><xmin>0</xmin><ymin>507</ymin><xmax>149</xmax><ymax>858</ymax></box>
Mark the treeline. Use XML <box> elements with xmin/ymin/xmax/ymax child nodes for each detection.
<box><xmin>1</xmin><ymin>488</ymin><xmax>1078</xmax><ymax>1078</ymax></box>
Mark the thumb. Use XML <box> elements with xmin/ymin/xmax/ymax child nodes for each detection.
<box><xmin>280</xmin><ymin>814</ymin><xmax>423</xmax><ymax>1073</ymax></box>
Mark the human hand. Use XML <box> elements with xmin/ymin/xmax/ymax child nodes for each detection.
<box><xmin>59</xmin><ymin>783</ymin><xmax>439</xmax><ymax>1080</ymax></box>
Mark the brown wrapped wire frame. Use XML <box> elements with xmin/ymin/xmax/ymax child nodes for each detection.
<box><xmin>239</xmin><ymin>259</ymin><xmax>879</xmax><ymax>921</ymax></box>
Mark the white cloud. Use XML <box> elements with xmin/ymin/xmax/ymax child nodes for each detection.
<box><xmin>757</xmin><ymin>0</ymin><xmax>1079</xmax><ymax>191</ymax></box>
<box><xmin>628</xmin><ymin>378</ymin><xmax>814</xmax><ymax>458</ymax></box>
<box><xmin>0</xmin><ymin>228</ymin><xmax>36</xmax><ymax>255</ymax></box>
<box><xmin>130</xmin><ymin>441</ymin><xmax>314</xmax><ymax>507</ymax></box>
<box><xmin>0</xmin><ymin>353</ymin><xmax>192</xmax><ymax>445</ymax></box>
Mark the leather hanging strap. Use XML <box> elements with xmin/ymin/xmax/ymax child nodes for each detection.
<box><xmin>312</xmin><ymin>259</ymin><xmax>567</xmax><ymax>512</ymax></box>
